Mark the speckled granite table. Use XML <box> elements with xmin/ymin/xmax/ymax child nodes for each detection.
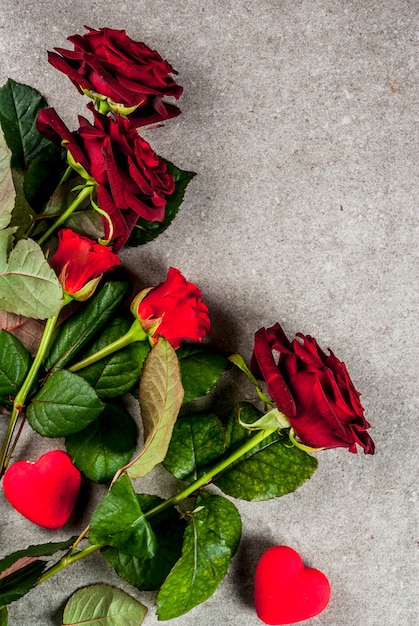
<box><xmin>0</xmin><ymin>1</ymin><xmax>417</xmax><ymax>624</ymax></box>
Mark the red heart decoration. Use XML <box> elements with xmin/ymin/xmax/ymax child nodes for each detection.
<box><xmin>3</xmin><ymin>450</ymin><xmax>81</xmax><ymax>529</ymax></box>
<box><xmin>254</xmin><ymin>546</ymin><xmax>331</xmax><ymax>624</ymax></box>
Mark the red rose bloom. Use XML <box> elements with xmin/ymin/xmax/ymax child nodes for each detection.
<box><xmin>48</xmin><ymin>26</ymin><xmax>183</xmax><ymax>127</ymax></box>
<box><xmin>50</xmin><ymin>229</ymin><xmax>120</xmax><ymax>299</ymax></box>
<box><xmin>131</xmin><ymin>267</ymin><xmax>211</xmax><ymax>349</ymax></box>
<box><xmin>36</xmin><ymin>107</ymin><xmax>175</xmax><ymax>251</ymax></box>
<box><xmin>250</xmin><ymin>323</ymin><xmax>375</xmax><ymax>454</ymax></box>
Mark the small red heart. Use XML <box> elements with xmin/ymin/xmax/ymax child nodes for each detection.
<box><xmin>3</xmin><ymin>450</ymin><xmax>81</xmax><ymax>529</ymax></box>
<box><xmin>254</xmin><ymin>546</ymin><xmax>331</xmax><ymax>625</ymax></box>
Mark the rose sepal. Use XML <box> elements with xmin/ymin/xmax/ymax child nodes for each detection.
<box><xmin>129</xmin><ymin>286</ymin><xmax>163</xmax><ymax>343</ymax></box>
<box><xmin>69</xmin><ymin>275</ymin><xmax>102</xmax><ymax>301</ymax></box>
<box><xmin>228</xmin><ymin>353</ymin><xmax>273</xmax><ymax>406</ymax></box>
<box><xmin>288</xmin><ymin>428</ymin><xmax>325</xmax><ymax>453</ymax></box>
<box><xmin>238</xmin><ymin>407</ymin><xmax>291</xmax><ymax>432</ymax></box>
<box><xmin>129</xmin><ymin>287</ymin><xmax>152</xmax><ymax>316</ymax></box>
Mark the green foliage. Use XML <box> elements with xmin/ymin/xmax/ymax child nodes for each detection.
<box><xmin>214</xmin><ymin>402</ymin><xmax>318</xmax><ymax>500</ymax></box>
<box><xmin>0</xmin><ymin>538</ymin><xmax>75</xmax><ymax>606</ymax></box>
<box><xmin>22</xmin><ymin>143</ymin><xmax>65</xmax><ymax>213</ymax></box>
<box><xmin>0</xmin><ymin>330</ymin><xmax>31</xmax><ymax>399</ymax></box>
<box><xmin>0</xmin><ymin>69</ymin><xmax>326</xmax><ymax>626</ymax></box>
<box><xmin>32</xmin><ymin>174</ymin><xmax>97</xmax><ymax>241</ymax></box>
<box><xmin>89</xmin><ymin>475</ymin><xmax>156</xmax><ymax>559</ymax></box>
<box><xmin>45</xmin><ymin>281</ymin><xmax>131</xmax><ymax>371</ymax></box>
<box><xmin>177</xmin><ymin>343</ymin><xmax>228</xmax><ymax>404</ymax></box>
<box><xmin>62</xmin><ymin>584</ymin><xmax>147</xmax><ymax>626</ymax></box>
<box><xmin>164</xmin><ymin>402</ymin><xmax>317</xmax><ymax>500</ymax></box>
<box><xmin>102</xmin><ymin>494</ymin><xmax>186</xmax><ymax>591</ymax></box>
<box><xmin>0</xmin><ymin>122</ymin><xmax>15</xmax><ymax>230</ymax></box>
<box><xmin>0</xmin><ymin>229</ymin><xmax>63</xmax><ymax>319</ymax></box>
<box><xmin>26</xmin><ymin>370</ymin><xmax>104</xmax><ymax>437</ymax></box>
<box><xmin>65</xmin><ymin>403</ymin><xmax>137</xmax><ymax>483</ymax></box>
<box><xmin>163</xmin><ymin>412</ymin><xmax>226</xmax><ymax>480</ymax></box>
<box><xmin>0</xmin><ymin>79</ymin><xmax>50</xmax><ymax>171</ymax></box>
<box><xmin>156</xmin><ymin>492</ymin><xmax>241</xmax><ymax>620</ymax></box>
<box><xmin>9</xmin><ymin>169</ymin><xmax>36</xmax><ymax>239</ymax></box>
<box><xmin>127</xmin><ymin>161</ymin><xmax>195</xmax><ymax>246</ymax></box>
<box><xmin>75</xmin><ymin>317</ymin><xmax>149</xmax><ymax>398</ymax></box>
<box><xmin>126</xmin><ymin>338</ymin><xmax>184</xmax><ymax>479</ymax></box>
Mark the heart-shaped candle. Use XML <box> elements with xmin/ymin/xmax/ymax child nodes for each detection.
<box><xmin>254</xmin><ymin>545</ymin><xmax>331</xmax><ymax>625</ymax></box>
<box><xmin>3</xmin><ymin>450</ymin><xmax>81</xmax><ymax>529</ymax></box>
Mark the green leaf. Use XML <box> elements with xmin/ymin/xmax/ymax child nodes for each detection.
<box><xmin>0</xmin><ymin>232</ymin><xmax>63</xmax><ymax>319</ymax></box>
<box><xmin>156</xmin><ymin>493</ymin><xmax>241</xmax><ymax>620</ymax></box>
<box><xmin>0</xmin><ymin>310</ymin><xmax>45</xmax><ymax>358</ymax></box>
<box><xmin>177</xmin><ymin>344</ymin><xmax>228</xmax><ymax>404</ymax></box>
<box><xmin>62</xmin><ymin>584</ymin><xmax>147</xmax><ymax>626</ymax></box>
<box><xmin>214</xmin><ymin>402</ymin><xmax>318</xmax><ymax>500</ymax></box>
<box><xmin>127</xmin><ymin>161</ymin><xmax>195</xmax><ymax>246</ymax></box>
<box><xmin>0</xmin><ymin>122</ymin><xmax>15</xmax><ymax>230</ymax></box>
<box><xmin>0</xmin><ymin>606</ymin><xmax>7</xmax><ymax>626</ymax></box>
<box><xmin>0</xmin><ymin>537</ymin><xmax>75</xmax><ymax>606</ymax></box>
<box><xmin>0</xmin><ymin>79</ymin><xmax>50</xmax><ymax>170</ymax></box>
<box><xmin>0</xmin><ymin>562</ymin><xmax>45</xmax><ymax>607</ymax></box>
<box><xmin>26</xmin><ymin>369</ymin><xmax>104</xmax><ymax>437</ymax></box>
<box><xmin>101</xmin><ymin>494</ymin><xmax>186</xmax><ymax>591</ymax></box>
<box><xmin>89</xmin><ymin>474</ymin><xmax>156</xmax><ymax>559</ymax></box>
<box><xmin>126</xmin><ymin>338</ymin><xmax>184</xmax><ymax>479</ymax></box>
<box><xmin>228</xmin><ymin>352</ymin><xmax>272</xmax><ymax>404</ymax></box>
<box><xmin>75</xmin><ymin>317</ymin><xmax>150</xmax><ymax>398</ymax></box>
<box><xmin>23</xmin><ymin>142</ymin><xmax>65</xmax><ymax>213</ymax></box>
<box><xmin>10</xmin><ymin>169</ymin><xmax>36</xmax><ymax>240</ymax></box>
<box><xmin>66</xmin><ymin>403</ymin><xmax>137</xmax><ymax>483</ymax></box>
<box><xmin>66</xmin><ymin>207</ymin><xmax>104</xmax><ymax>240</ymax></box>
<box><xmin>0</xmin><ymin>330</ymin><xmax>31</xmax><ymax>398</ymax></box>
<box><xmin>31</xmin><ymin>174</ymin><xmax>98</xmax><ymax>241</ymax></box>
<box><xmin>195</xmin><ymin>491</ymin><xmax>242</xmax><ymax>555</ymax></box>
<box><xmin>45</xmin><ymin>281</ymin><xmax>130</xmax><ymax>371</ymax></box>
<box><xmin>163</xmin><ymin>412</ymin><xmax>226</xmax><ymax>481</ymax></box>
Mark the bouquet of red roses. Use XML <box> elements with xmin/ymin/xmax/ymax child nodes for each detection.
<box><xmin>0</xmin><ymin>27</ymin><xmax>374</xmax><ymax>625</ymax></box>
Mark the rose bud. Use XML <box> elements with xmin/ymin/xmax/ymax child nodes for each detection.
<box><xmin>47</xmin><ymin>26</ymin><xmax>183</xmax><ymax>127</ymax></box>
<box><xmin>130</xmin><ymin>267</ymin><xmax>211</xmax><ymax>349</ymax></box>
<box><xmin>36</xmin><ymin>107</ymin><xmax>175</xmax><ymax>251</ymax></box>
<box><xmin>50</xmin><ymin>229</ymin><xmax>120</xmax><ymax>300</ymax></box>
<box><xmin>250</xmin><ymin>323</ymin><xmax>375</xmax><ymax>454</ymax></box>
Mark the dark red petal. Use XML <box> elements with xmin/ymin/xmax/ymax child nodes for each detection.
<box><xmin>251</xmin><ymin>327</ymin><xmax>296</xmax><ymax>417</ymax></box>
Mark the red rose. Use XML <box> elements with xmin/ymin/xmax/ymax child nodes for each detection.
<box><xmin>48</xmin><ymin>26</ymin><xmax>183</xmax><ymax>127</ymax></box>
<box><xmin>131</xmin><ymin>267</ymin><xmax>211</xmax><ymax>349</ymax></box>
<box><xmin>36</xmin><ymin>107</ymin><xmax>175</xmax><ymax>251</ymax></box>
<box><xmin>50</xmin><ymin>228</ymin><xmax>120</xmax><ymax>299</ymax></box>
<box><xmin>250</xmin><ymin>323</ymin><xmax>375</xmax><ymax>454</ymax></box>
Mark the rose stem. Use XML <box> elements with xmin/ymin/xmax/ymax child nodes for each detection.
<box><xmin>22</xmin><ymin>167</ymin><xmax>76</xmax><ymax>239</ymax></box>
<box><xmin>0</xmin><ymin>295</ymin><xmax>72</xmax><ymax>476</ymax></box>
<box><xmin>36</xmin><ymin>544</ymin><xmax>104</xmax><ymax>585</ymax></box>
<box><xmin>35</xmin><ymin>425</ymin><xmax>277</xmax><ymax>585</ymax></box>
<box><xmin>37</xmin><ymin>185</ymin><xmax>92</xmax><ymax>246</ymax></box>
<box><xmin>68</xmin><ymin>319</ymin><xmax>148</xmax><ymax>373</ymax></box>
<box><xmin>143</xmin><ymin>426</ymin><xmax>277</xmax><ymax>519</ymax></box>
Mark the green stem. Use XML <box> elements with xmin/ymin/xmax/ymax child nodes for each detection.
<box><xmin>37</xmin><ymin>185</ymin><xmax>92</xmax><ymax>246</ymax></box>
<box><xmin>33</xmin><ymin>425</ymin><xmax>277</xmax><ymax>589</ymax></box>
<box><xmin>57</xmin><ymin>165</ymin><xmax>73</xmax><ymax>187</ymax></box>
<box><xmin>0</xmin><ymin>296</ymin><xmax>71</xmax><ymax>476</ymax></box>
<box><xmin>144</xmin><ymin>426</ymin><xmax>277</xmax><ymax>519</ymax></box>
<box><xmin>69</xmin><ymin>319</ymin><xmax>148</xmax><ymax>373</ymax></box>
<box><xmin>37</xmin><ymin>543</ymin><xmax>104</xmax><ymax>586</ymax></box>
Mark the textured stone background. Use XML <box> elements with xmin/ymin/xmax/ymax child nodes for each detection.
<box><xmin>0</xmin><ymin>1</ymin><xmax>417</xmax><ymax>624</ymax></box>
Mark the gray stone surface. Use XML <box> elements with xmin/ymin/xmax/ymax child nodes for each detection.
<box><xmin>0</xmin><ymin>1</ymin><xmax>417</xmax><ymax>624</ymax></box>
